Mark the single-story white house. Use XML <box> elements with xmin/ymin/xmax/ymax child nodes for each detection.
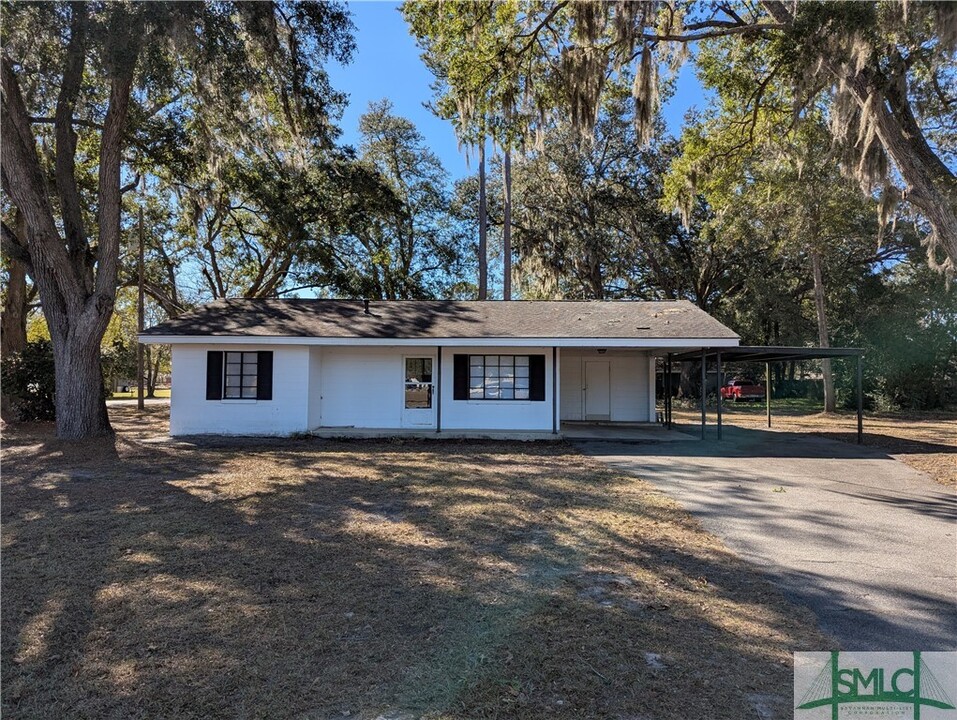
<box><xmin>139</xmin><ymin>299</ymin><xmax>739</xmax><ymax>437</ymax></box>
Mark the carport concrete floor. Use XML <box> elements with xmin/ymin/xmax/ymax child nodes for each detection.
<box><xmin>574</xmin><ymin>424</ymin><xmax>957</xmax><ymax>651</ymax></box>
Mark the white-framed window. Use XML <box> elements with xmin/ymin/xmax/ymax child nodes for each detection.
<box><xmin>469</xmin><ymin>354</ymin><xmax>530</xmax><ymax>400</ymax></box>
<box><xmin>224</xmin><ymin>351</ymin><xmax>258</xmax><ymax>399</ymax></box>
<box><xmin>404</xmin><ymin>357</ymin><xmax>433</xmax><ymax>409</ymax></box>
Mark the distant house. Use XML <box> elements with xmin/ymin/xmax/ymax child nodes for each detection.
<box><xmin>139</xmin><ymin>299</ymin><xmax>739</xmax><ymax>437</ymax></box>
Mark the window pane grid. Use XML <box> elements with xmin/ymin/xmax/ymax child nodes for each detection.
<box><xmin>468</xmin><ymin>355</ymin><xmax>531</xmax><ymax>401</ymax></box>
<box><xmin>404</xmin><ymin>357</ymin><xmax>434</xmax><ymax>409</ymax></box>
<box><xmin>224</xmin><ymin>352</ymin><xmax>258</xmax><ymax>399</ymax></box>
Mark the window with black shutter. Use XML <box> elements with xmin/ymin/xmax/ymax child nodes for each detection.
<box><xmin>453</xmin><ymin>353</ymin><xmax>546</xmax><ymax>401</ymax></box>
<box><xmin>206</xmin><ymin>350</ymin><xmax>273</xmax><ymax>401</ymax></box>
<box><xmin>206</xmin><ymin>351</ymin><xmax>223</xmax><ymax>400</ymax></box>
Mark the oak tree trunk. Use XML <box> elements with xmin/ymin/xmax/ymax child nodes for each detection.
<box><xmin>811</xmin><ymin>251</ymin><xmax>835</xmax><ymax>413</ymax></box>
<box><xmin>51</xmin><ymin>318</ymin><xmax>111</xmax><ymax>437</ymax></box>
<box><xmin>146</xmin><ymin>347</ymin><xmax>161</xmax><ymax>398</ymax></box>
<box><xmin>0</xmin><ymin>253</ymin><xmax>30</xmax><ymax>422</ymax></box>
<box><xmin>2</xmin><ymin>25</ymin><xmax>135</xmax><ymax>438</ymax></box>
<box><xmin>1</xmin><ymin>257</ymin><xmax>29</xmax><ymax>357</ymax></box>
<box><xmin>678</xmin><ymin>361</ymin><xmax>695</xmax><ymax>398</ymax></box>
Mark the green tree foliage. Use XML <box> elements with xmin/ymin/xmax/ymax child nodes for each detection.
<box><xmin>404</xmin><ymin>2</ymin><xmax>543</xmax><ymax>298</ymax></box>
<box><xmin>99</xmin><ymin>288</ymin><xmax>170</xmax><ymax>397</ymax></box>
<box><xmin>509</xmin><ymin>95</ymin><xmax>663</xmax><ymax>299</ymax></box>
<box><xmin>135</xmin><ymin>99</ymin><xmax>472</xmax><ymax>305</ymax></box>
<box><xmin>0</xmin><ymin>340</ymin><xmax>56</xmax><ymax>422</ymax></box>
<box><xmin>1</xmin><ymin>1</ymin><xmax>354</xmax><ymax>438</ymax></box>
<box><xmin>831</xmin><ymin>258</ymin><xmax>957</xmax><ymax>411</ymax></box>
<box><xmin>301</xmin><ymin>101</ymin><xmax>472</xmax><ymax>299</ymax></box>
<box><xmin>505</xmin><ymin>96</ymin><xmax>726</xmax><ymax>302</ymax></box>
<box><xmin>402</xmin><ymin>1</ymin><xmax>957</xmax><ymax>276</ymax></box>
<box><xmin>0</xmin><ymin>211</ymin><xmax>35</xmax><ymax>357</ymax></box>
<box><xmin>448</xmin><ymin>91</ymin><xmax>747</xmax><ymax>308</ymax></box>
<box><xmin>665</xmin><ymin>29</ymin><xmax>951</xmax><ymax>409</ymax></box>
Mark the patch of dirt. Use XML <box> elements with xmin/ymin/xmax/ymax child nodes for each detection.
<box><xmin>2</xmin><ymin>406</ymin><xmax>834</xmax><ymax>719</ymax></box>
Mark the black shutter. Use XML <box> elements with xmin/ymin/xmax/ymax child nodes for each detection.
<box><xmin>529</xmin><ymin>354</ymin><xmax>546</xmax><ymax>401</ymax></box>
<box><xmin>206</xmin><ymin>351</ymin><xmax>223</xmax><ymax>400</ymax></box>
<box><xmin>453</xmin><ymin>354</ymin><xmax>468</xmax><ymax>400</ymax></box>
<box><xmin>256</xmin><ymin>351</ymin><xmax>273</xmax><ymax>400</ymax></box>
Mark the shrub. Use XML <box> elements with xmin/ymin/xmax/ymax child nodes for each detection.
<box><xmin>774</xmin><ymin>378</ymin><xmax>823</xmax><ymax>400</ymax></box>
<box><xmin>1</xmin><ymin>340</ymin><xmax>56</xmax><ymax>422</ymax></box>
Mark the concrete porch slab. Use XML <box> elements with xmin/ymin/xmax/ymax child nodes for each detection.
<box><xmin>560</xmin><ymin>422</ymin><xmax>696</xmax><ymax>443</ymax></box>
<box><xmin>309</xmin><ymin>427</ymin><xmax>562</xmax><ymax>441</ymax></box>
<box><xmin>307</xmin><ymin>423</ymin><xmax>695</xmax><ymax>443</ymax></box>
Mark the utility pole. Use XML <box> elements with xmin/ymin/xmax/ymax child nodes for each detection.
<box><xmin>137</xmin><ymin>175</ymin><xmax>145</xmax><ymax>411</ymax></box>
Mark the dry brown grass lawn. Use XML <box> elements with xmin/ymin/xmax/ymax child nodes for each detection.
<box><xmin>2</xmin><ymin>406</ymin><xmax>835</xmax><ymax>720</ymax></box>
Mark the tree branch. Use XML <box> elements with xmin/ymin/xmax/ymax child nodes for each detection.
<box><xmin>55</xmin><ymin>2</ymin><xmax>91</xmax><ymax>288</ymax></box>
<box><xmin>641</xmin><ymin>22</ymin><xmax>786</xmax><ymax>43</ymax></box>
<box><xmin>92</xmin><ymin>67</ymin><xmax>136</xmax><ymax>303</ymax></box>
<box><xmin>515</xmin><ymin>2</ymin><xmax>569</xmax><ymax>54</ymax></box>
<box><xmin>120</xmin><ymin>175</ymin><xmax>141</xmax><ymax>195</ymax></box>
<box><xmin>1</xmin><ymin>220</ymin><xmax>33</xmax><ymax>272</ymax></box>
<box><xmin>28</xmin><ymin>115</ymin><xmax>103</xmax><ymax>130</ymax></box>
<box><xmin>1</xmin><ymin>55</ymin><xmax>83</xmax><ymax>318</ymax></box>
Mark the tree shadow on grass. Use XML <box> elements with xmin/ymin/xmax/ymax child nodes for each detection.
<box><xmin>4</xmin><ymin>418</ymin><xmax>840</xmax><ymax>720</ymax></box>
<box><xmin>806</xmin><ymin>431</ymin><xmax>957</xmax><ymax>456</ymax></box>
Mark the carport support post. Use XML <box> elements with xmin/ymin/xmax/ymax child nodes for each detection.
<box><xmin>716</xmin><ymin>351</ymin><xmax>723</xmax><ymax>440</ymax></box>
<box><xmin>668</xmin><ymin>355</ymin><xmax>674</xmax><ymax>428</ymax></box>
<box><xmin>766</xmin><ymin>361</ymin><xmax>772</xmax><ymax>428</ymax></box>
<box><xmin>857</xmin><ymin>354</ymin><xmax>863</xmax><ymax>445</ymax></box>
<box><xmin>700</xmin><ymin>349</ymin><xmax>707</xmax><ymax>440</ymax></box>
<box><xmin>665</xmin><ymin>354</ymin><xmax>673</xmax><ymax>429</ymax></box>
<box><xmin>552</xmin><ymin>346</ymin><xmax>558</xmax><ymax>435</ymax></box>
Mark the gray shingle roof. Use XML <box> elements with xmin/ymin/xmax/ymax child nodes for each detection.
<box><xmin>141</xmin><ymin>299</ymin><xmax>739</xmax><ymax>340</ymax></box>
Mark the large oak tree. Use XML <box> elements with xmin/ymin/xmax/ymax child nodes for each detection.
<box><xmin>0</xmin><ymin>1</ymin><xmax>353</xmax><ymax>438</ymax></box>
<box><xmin>402</xmin><ymin>1</ymin><xmax>956</xmax><ymax>276</ymax></box>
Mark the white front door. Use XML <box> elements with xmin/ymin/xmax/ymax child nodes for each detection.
<box><xmin>584</xmin><ymin>360</ymin><xmax>611</xmax><ymax>421</ymax></box>
<box><xmin>401</xmin><ymin>356</ymin><xmax>436</xmax><ymax>428</ymax></box>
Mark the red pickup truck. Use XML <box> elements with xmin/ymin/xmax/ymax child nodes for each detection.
<box><xmin>720</xmin><ymin>378</ymin><xmax>766</xmax><ymax>402</ymax></box>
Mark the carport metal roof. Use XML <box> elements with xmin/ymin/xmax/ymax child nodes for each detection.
<box><xmin>663</xmin><ymin>345</ymin><xmax>865</xmax><ymax>444</ymax></box>
<box><xmin>671</xmin><ymin>345</ymin><xmax>863</xmax><ymax>362</ymax></box>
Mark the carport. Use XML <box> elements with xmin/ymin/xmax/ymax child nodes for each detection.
<box><xmin>663</xmin><ymin>346</ymin><xmax>865</xmax><ymax>443</ymax></box>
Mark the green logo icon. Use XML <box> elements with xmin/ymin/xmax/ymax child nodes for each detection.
<box><xmin>796</xmin><ymin>651</ymin><xmax>956</xmax><ymax>719</ymax></box>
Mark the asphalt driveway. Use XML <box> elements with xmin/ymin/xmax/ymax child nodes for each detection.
<box><xmin>574</xmin><ymin>425</ymin><xmax>957</xmax><ymax>651</ymax></box>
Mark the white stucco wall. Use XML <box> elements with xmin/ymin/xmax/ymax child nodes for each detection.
<box><xmin>307</xmin><ymin>347</ymin><xmax>322</xmax><ymax>429</ymax></box>
<box><xmin>313</xmin><ymin>345</ymin><xmax>556</xmax><ymax>432</ymax></box>
<box><xmin>169</xmin><ymin>344</ymin><xmax>310</xmax><ymax>436</ymax></box>
<box><xmin>559</xmin><ymin>349</ymin><xmax>652</xmax><ymax>422</ymax></box>
<box><xmin>316</xmin><ymin>346</ymin><xmax>405</xmax><ymax>428</ymax></box>
<box><xmin>439</xmin><ymin>346</ymin><xmax>555</xmax><ymax>432</ymax></box>
<box><xmin>169</xmin><ymin>342</ymin><xmax>652</xmax><ymax>435</ymax></box>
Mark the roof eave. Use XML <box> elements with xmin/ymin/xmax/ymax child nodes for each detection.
<box><xmin>139</xmin><ymin>334</ymin><xmax>741</xmax><ymax>348</ymax></box>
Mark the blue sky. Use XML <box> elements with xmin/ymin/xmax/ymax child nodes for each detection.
<box><xmin>328</xmin><ymin>1</ymin><xmax>709</xmax><ymax>182</ymax></box>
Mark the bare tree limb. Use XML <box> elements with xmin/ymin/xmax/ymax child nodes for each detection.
<box><xmin>28</xmin><ymin>115</ymin><xmax>103</xmax><ymax>130</ymax></box>
<box><xmin>120</xmin><ymin>174</ymin><xmax>141</xmax><ymax>195</ymax></box>
<box><xmin>1</xmin><ymin>54</ymin><xmax>83</xmax><ymax>318</ymax></box>
<box><xmin>641</xmin><ymin>22</ymin><xmax>785</xmax><ymax>44</ymax></box>
<box><xmin>91</xmin><ymin>68</ymin><xmax>136</xmax><ymax>304</ymax></box>
<box><xmin>1</xmin><ymin>220</ymin><xmax>33</xmax><ymax>271</ymax></box>
<box><xmin>55</xmin><ymin>2</ymin><xmax>91</xmax><ymax>289</ymax></box>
